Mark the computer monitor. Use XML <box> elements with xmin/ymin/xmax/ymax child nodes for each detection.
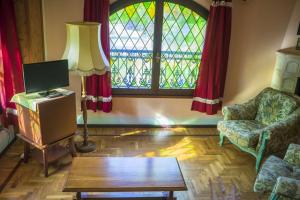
<box><xmin>23</xmin><ymin>60</ymin><xmax>69</xmax><ymax>95</ymax></box>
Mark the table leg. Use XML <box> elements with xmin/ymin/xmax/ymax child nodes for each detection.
<box><xmin>76</xmin><ymin>192</ymin><xmax>81</xmax><ymax>200</ymax></box>
<box><xmin>168</xmin><ymin>191</ymin><xmax>174</xmax><ymax>200</ymax></box>
<box><xmin>42</xmin><ymin>148</ymin><xmax>48</xmax><ymax>177</ymax></box>
<box><xmin>23</xmin><ymin>142</ymin><xmax>30</xmax><ymax>163</ymax></box>
<box><xmin>69</xmin><ymin>137</ymin><xmax>77</xmax><ymax>157</ymax></box>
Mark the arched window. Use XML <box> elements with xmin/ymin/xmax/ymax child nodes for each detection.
<box><xmin>110</xmin><ymin>0</ymin><xmax>208</xmax><ymax>96</ymax></box>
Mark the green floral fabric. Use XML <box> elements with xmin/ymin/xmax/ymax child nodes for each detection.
<box><xmin>255</xmin><ymin>88</ymin><xmax>298</xmax><ymax>126</ymax></box>
<box><xmin>218</xmin><ymin>87</ymin><xmax>300</xmax><ymax>160</ymax></box>
<box><xmin>271</xmin><ymin>177</ymin><xmax>300</xmax><ymax>199</ymax></box>
<box><xmin>218</xmin><ymin>120</ymin><xmax>266</xmax><ymax>148</ymax></box>
<box><xmin>222</xmin><ymin>99</ymin><xmax>257</xmax><ymax>120</ymax></box>
<box><xmin>254</xmin><ymin>144</ymin><xmax>300</xmax><ymax>199</ymax></box>
<box><xmin>254</xmin><ymin>156</ymin><xmax>293</xmax><ymax>193</ymax></box>
<box><xmin>256</xmin><ymin>108</ymin><xmax>300</xmax><ymax>156</ymax></box>
<box><xmin>284</xmin><ymin>143</ymin><xmax>300</xmax><ymax>166</ymax></box>
<box><xmin>292</xmin><ymin>167</ymin><xmax>300</xmax><ymax>180</ymax></box>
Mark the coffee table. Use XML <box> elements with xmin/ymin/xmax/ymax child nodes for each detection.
<box><xmin>63</xmin><ymin>157</ymin><xmax>187</xmax><ymax>200</ymax></box>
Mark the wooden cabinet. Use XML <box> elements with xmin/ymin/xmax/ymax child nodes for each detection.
<box><xmin>17</xmin><ymin>93</ymin><xmax>77</xmax><ymax>146</ymax></box>
<box><xmin>15</xmin><ymin>92</ymin><xmax>77</xmax><ymax>177</ymax></box>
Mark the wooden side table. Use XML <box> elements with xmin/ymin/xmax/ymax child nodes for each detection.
<box><xmin>18</xmin><ymin>134</ymin><xmax>76</xmax><ymax>177</ymax></box>
<box><xmin>13</xmin><ymin>90</ymin><xmax>77</xmax><ymax>177</ymax></box>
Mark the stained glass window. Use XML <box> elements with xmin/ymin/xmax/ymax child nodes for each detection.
<box><xmin>160</xmin><ymin>2</ymin><xmax>206</xmax><ymax>89</ymax></box>
<box><xmin>110</xmin><ymin>2</ymin><xmax>155</xmax><ymax>89</ymax></box>
<box><xmin>109</xmin><ymin>0</ymin><xmax>207</xmax><ymax>95</ymax></box>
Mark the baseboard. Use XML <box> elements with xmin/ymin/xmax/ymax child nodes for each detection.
<box><xmin>77</xmin><ymin>124</ymin><xmax>217</xmax><ymax>128</ymax></box>
<box><xmin>76</xmin><ymin>115</ymin><xmax>222</xmax><ymax>128</ymax></box>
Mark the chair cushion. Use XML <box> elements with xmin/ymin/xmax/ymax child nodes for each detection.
<box><xmin>292</xmin><ymin>166</ymin><xmax>300</xmax><ymax>180</ymax></box>
<box><xmin>255</xmin><ymin>89</ymin><xmax>298</xmax><ymax>125</ymax></box>
<box><xmin>254</xmin><ymin>156</ymin><xmax>294</xmax><ymax>193</ymax></box>
<box><xmin>217</xmin><ymin>120</ymin><xmax>266</xmax><ymax>149</ymax></box>
<box><xmin>272</xmin><ymin>177</ymin><xmax>300</xmax><ymax>200</ymax></box>
<box><xmin>284</xmin><ymin>143</ymin><xmax>300</xmax><ymax>167</ymax></box>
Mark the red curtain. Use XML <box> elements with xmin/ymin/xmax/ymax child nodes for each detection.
<box><xmin>191</xmin><ymin>0</ymin><xmax>232</xmax><ymax>115</ymax></box>
<box><xmin>0</xmin><ymin>0</ymin><xmax>24</xmax><ymax>126</ymax></box>
<box><xmin>83</xmin><ymin>0</ymin><xmax>112</xmax><ymax>112</ymax></box>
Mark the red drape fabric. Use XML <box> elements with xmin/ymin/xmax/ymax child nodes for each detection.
<box><xmin>83</xmin><ymin>0</ymin><xmax>112</xmax><ymax>112</ymax></box>
<box><xmin>0</xmin><ymin>0</ymin><xmax>24</xmax><ymax>126</ymax></box>
<box><xmin>191</xmin><ymin>0</ymin><xmax>232</xmax><ymax>115</ymax></box>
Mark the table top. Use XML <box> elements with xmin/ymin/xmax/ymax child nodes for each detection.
<box><xmin>11</xmin><ymin>88</ymin><xmax>74</xmax><ymax>112</ymax></box>
<box><xmin>63</xmin><ymin>157</ymin><xmax>187</xmax><ymax>192</ymax></box>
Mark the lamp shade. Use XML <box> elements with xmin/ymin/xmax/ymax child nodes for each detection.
<box><xmin>62</xmin><ymin>22</ymin><xmax>109</xmax><ymax>76</ymax></box>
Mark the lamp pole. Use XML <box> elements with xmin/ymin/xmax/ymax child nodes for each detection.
<box><xmin>75</xmin><ymin>76</ymin><xmax>96</xmax><ymax>152</ymax></box>
<box><xmin>81</xmin><ymin>76</ymin><xmax>88</xmax><ymax>146</ymax></box>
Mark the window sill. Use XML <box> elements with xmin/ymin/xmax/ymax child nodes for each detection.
<box><xmin>112</xmin><ymin>89</ymin><xmax>194</xmax><ymax>98</ymax></box>
<box><xmin>112</xmin><ymin>93</ymin><xmax>193</xmax><ymax>99</ymax></box>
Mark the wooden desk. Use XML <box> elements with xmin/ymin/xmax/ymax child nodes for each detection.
<box><xmin>63</xmin><ymin>157</ymin><xmax>187</xmax><ymax>200</ymax></box>
<box><xmin>14</xmin><ymin>92</ymin><xmax>77</xmax><ymax>177</ymax></box>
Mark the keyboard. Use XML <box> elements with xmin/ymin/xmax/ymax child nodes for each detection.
<box><xmin>47</xmin><ymin>93</ymin><xmax>64</xmax><ymax>98</ymax></box>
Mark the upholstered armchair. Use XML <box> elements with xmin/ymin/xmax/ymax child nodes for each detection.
<box><xmin>254</xmin><ymin>143</ymin><xmax>300</xmax><ymax>199</ymax></box>
<box><xmin>217</xmin><ymin>87</ymin><xmax>300</xmax><ymax>171</ymax></box>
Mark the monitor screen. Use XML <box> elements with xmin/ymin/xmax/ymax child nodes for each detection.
<box><xmin>23</xmin><ymin>60</ymin><xmax>69</xmax><ymax>94</ymax></box>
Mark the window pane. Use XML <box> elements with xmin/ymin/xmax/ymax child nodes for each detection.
<box><xmin>110</xmin><ymin>2</ymin><xmax>155</xmax><ymax>89</ymax></box>
<box><xmin>160</xmin><ymin>2</ymin><xmax>206</xmax><ymax>89</ymax></box>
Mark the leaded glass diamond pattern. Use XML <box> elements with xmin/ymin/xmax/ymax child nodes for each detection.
<box><xmin>160</xmin><ymin>2</ymin><xmax>206</xmax><ymax>89</ymax></box>
<box><xmin>110</xmin><ymin>2</ymin><xmax>155</xmax><ymax>89</ymax></box>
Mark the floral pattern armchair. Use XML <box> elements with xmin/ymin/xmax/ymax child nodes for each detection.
<box><xmin>254</xmin><ymin>143</ymin><xmax>300</xmax><ymax>200</ymax></box>
<box><xmin>217</xmin><ymin>87</ymin><xmax>300</xmax><ymax>171</ymax></box>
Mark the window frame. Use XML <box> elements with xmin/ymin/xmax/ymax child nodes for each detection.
<box><xmin>110</xmin><ymin>0</ymin><xmax>209</xmax><ymax>97</ymax></box>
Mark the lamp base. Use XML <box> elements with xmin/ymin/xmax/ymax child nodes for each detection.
<box><xmin>75</xmin><ymin>140</ymin><xmax>96</xmax><ymax>153</ymax></box>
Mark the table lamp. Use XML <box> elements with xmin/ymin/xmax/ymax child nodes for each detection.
<box><xmin>62</xmin><ymin>22</ymin><xmax>109</xmax><ymax>153</ymax></box>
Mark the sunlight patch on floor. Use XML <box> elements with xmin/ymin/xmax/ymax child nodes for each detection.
<box><xmin>138</xmin><ymin>137</ymin><xmax>197</xmax><ymax>161</ymax></box>
<box><xmin>117</xmin><ymin>130</ymin><xmax>147</xmax><ymax>137</ymax></box>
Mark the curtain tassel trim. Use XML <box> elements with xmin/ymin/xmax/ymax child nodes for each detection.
<box><xmin>6</xmin><ymin>108</ymin><xmax>18</xmax><ymax>116</ymax></box>
<box><xmin>192</xmin><ymin>97</ymin><xmax>222</xmax><ymax>105</ymax></box>
<box><xmin>86</xmin><ymin>95</ymin><xmax>112</xmax><ymax>103</ymax></box>
<box><xmin>211</xmin><ymin>1</ymin><xmax>232</xmax><ymax>7</ymax></box>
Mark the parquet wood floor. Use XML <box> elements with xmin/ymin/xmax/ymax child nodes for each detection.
<box><xmin>0</xmin><ymin>128</ymin><xmax>266</xmax><ymax>200</ymax></box>
<box><xmin>0</xmin><ymin>139</ymin><xmax>23</xmax><ymax>192</ymax></box>
<box><xmin>80</xmin><ymin>127</ymin><xmax>218</xmax><ymax>136</ymax></box>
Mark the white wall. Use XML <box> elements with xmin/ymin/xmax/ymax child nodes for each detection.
<box><xmin>42</xmin><ymin>0</ymin><xmax>218</xmax><ymax>125</ymax></box>
<box><xmin>281</xmin><ymin>0</ymin><xmax>300</xmax><ymax>48</ymax></box>
<box><xmin>42</xmin><ymin>0</ymin><xmax>297</xmax><ymax>125</ymax></box>
<box><xmin>223</xmin><ymin>0</ymin><xmax>296</xmax><ymax>105</ymax></box>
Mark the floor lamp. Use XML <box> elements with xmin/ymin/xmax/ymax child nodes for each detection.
<box><xmin>62</xmin><ymin>22</ymin><xmax>110</xmax><ymax>153</ymax></box>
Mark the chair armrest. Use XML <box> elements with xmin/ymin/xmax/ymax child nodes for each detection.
<box><xmin>256</xmin><ymin>108</ymin><xmax>300</xmax><ymax>156</ymax></box>
<box><xmin>271</xmin><ymin>177</ymin><xmax>300</xmax><ymax>199</ymax></box>
<box><xmin>222</xmin><ymin>99</ymin><xmax>257</xmax><ymax>120</ymax></box>
<box><xmin>283</xmin><ymin>143</ymin><xmax>300</xmax><ymax>166</ymax></box>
